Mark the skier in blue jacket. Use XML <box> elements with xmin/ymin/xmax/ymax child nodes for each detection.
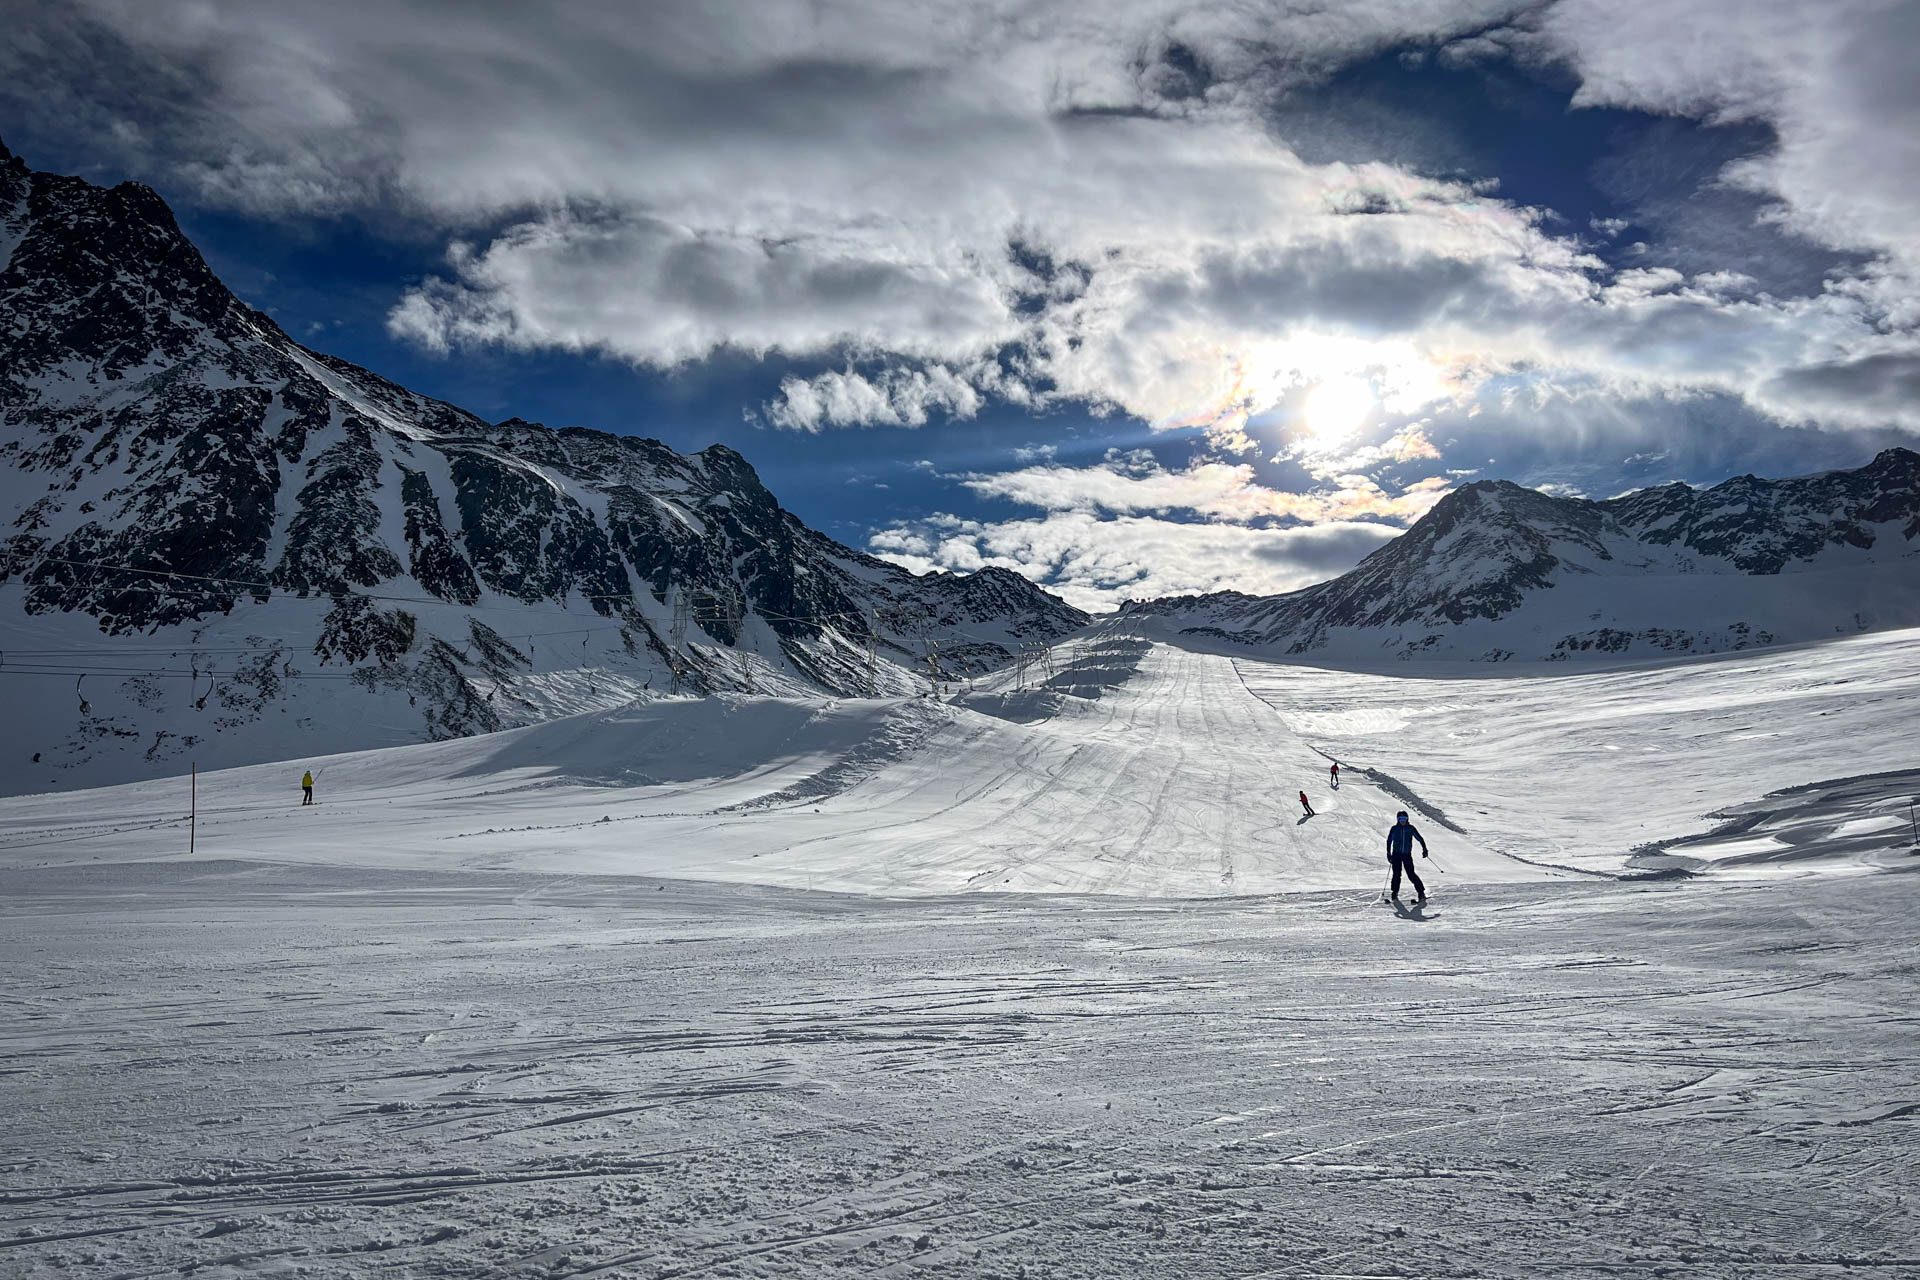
<box><xmin>1386</xmin><ymin>811</ymin><xmax>1429</xmax><ymax>903</ymax></box>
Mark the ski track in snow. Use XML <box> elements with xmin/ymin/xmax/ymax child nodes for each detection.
<box><xmin>1228</xmin><ymin>628</ymin><xmax>1920</xmax><ymax>876</ymax></box>
<box><xmin>1</xmin><ymin>867</ymin><xmax>1916</xmax><ymax>1278</ymax></box>
<box><xmin>0</xmin><ymin>634</ymin><xmax>1917</xmax><ymax>1276</ymax></box>
<box><xmin>4</xmin><ymin>633</ymin><xmax>1917</xmax><ymax>893</ymax></box>
<box><xmin>0</xmin><ymin>642</ymin><xmax>1560</xmax><ymax>896</ymax></box>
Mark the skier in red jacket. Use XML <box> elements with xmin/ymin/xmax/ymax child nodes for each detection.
<box><xmin>1298</xmin><ymin>790</ymin><xmax>1315</xmax><ymax>817</ymax></box>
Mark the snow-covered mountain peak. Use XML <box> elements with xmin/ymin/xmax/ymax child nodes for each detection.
<box><xmin>1124</xmin><ymin>449</ymin><xmax>1920</xmax><ymax>664</ymax></box>
<box><xmin>0</xmin><ymin>145</ymin><xmax>1087</xmax><ymax>794</ymax></box>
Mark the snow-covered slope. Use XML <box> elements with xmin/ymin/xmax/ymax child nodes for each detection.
<box><xmin>0</xmin><ymin>140</ymin><xmax>1086</xmax><ymax>794</ymax></box>
<box><xmin>0</xmin><ymin>640</ymin><xmax>1532</xmax><ymax>894</ymax></box>
<box><xmin>8</xmin><ymin>852</ymin><xmax>1915</xmax><ymax>1277</ymax></box>
<box><xmin>1125</xmin><ymin>450</ymin><xmax>1920</xmax><ymax>664</ymax></box>
<box><xmin>5</xmin><ymin>628</ymin><xmax>1913</xmax><ymax>892</ymax></box>
<box><xmin>1230</xmin><ymin>624</ymin><xmax>1920</xmax><ymax>873</ymax></box>
<box><xmin>4</xmin><ymin>635</ymin><xmax>1916</xmax><ymax>1275</ymax></box>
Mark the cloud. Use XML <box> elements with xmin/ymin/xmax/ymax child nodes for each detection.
<box><xmin>10</xmin><ymin>0</ymin><xmax>1918</xmax><ymax>447</ymax></box>
<box><xmin>762</xmin><ymin>364</ymin><xmax>989</xmax><ymax>431</ymax></box>
<box><xmin>1763</xmin><ymin>353</ymin><xmax>1920</xmax><ymax>422</ymax></box>
<box><xmin>6</xmin><ymin>0</ymin><xmax>1920</xmax><ymax>511</ymax></box>
<box><xmin>957</xmin><ymin>452</ymin><xmax>1451</xmax><ymax>525</ymax></box>
<box><xmin>387</xmin><ymin>211</ymin><xmax>1017</xmax><ymax>369</ymax></box>
<box><xmin>13</xmin><ymin>0</ymin><xmax>1916</xmax><ymax>617</ymax></box>
<box><xmin>1536</xmin><ymin>0</ymin><xmax>1920</xmax><ymax>272</ymax></box>
<box><xmin>870</xmin><ymin>511</ymin><xmax>1401</xmax><ymax>612</ymax></box>
<box><xmin>867</xmin><ymin>447</ymin><xmax>1444</xmax><ymax>610</ymax></box>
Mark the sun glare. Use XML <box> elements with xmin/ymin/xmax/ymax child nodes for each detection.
<box><xmin>1303</xmin><ymin>376</ymin><xmax>1375</xmax><ymax>442</ymax></box>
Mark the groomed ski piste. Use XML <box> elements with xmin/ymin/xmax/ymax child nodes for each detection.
<box><xmin>3</xmin><ymin>628</ymin><xmax>1917</xmax><ymax>1277</ymax></box>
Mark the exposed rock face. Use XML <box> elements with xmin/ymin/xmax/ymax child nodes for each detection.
<box><xmin>1123</xmin><ymin>451</ymin><xmax>1920</xmax><ymax>663</ymax></box>
<box><xmin>0</xmin><ymin>140</ymin><xmax>1086</xmax><ymax>790</ymax></box>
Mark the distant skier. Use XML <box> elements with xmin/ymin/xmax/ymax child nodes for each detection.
<box><xmin>1386</xmin><ymin>811</ymin><xmax>1428</xmax><ymax>903</ymax></box>
<box><xmin>1299</xmin><ymin>790</ymin><xmax>1315</xmax><ymax>818</ymax></box>
<box><xmin>1330</xmin><ymin>761</ymin><xmax>1340</xmax><ymax>788</ymax></box>
<box><xmin>301</xmin><ymin>770</ymin><xmax>314</xmax><ymax>806</ymax></box>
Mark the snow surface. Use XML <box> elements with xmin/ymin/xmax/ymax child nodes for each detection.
<box><xmin>3</xmin><ymin>865</ymin><xmax>1916</xmax><ymax>1277</ymax></box>
<box><xmin>1131</xmin><ymin>507</ymin><xmax>1920</xmax><ymax>666</ymax></box>
<box><xmin>1232</xmin><ymin>625</ymin><xmax>1920</xmax><ymax>874</ymax></box>
<box><xmin>6</xmin><ymin>630</ymin><xmax>1915</xmax><ymax>891</ymax></box>
<box><xmin>0</xmin><ymin>640</ymin><xmax>1549</xmax><ymax>895</ymax></box>
<box><xmin>0</xmin><ymin>578</ymin><xmax>885</xmax><ymax>799</ymax></box>
<box><xmin>2</xmin><ymin>632</ymin><xmax>1917</xmax><ymax>1276</ymax></box>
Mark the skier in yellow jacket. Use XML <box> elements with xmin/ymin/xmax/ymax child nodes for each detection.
<box><xmin>301</xmin><ymin>770</ymin><xmax>314</xmax><ymax>806</ymax></box>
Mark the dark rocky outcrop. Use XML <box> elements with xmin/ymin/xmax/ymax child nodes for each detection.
<box><xmin>0</xmin><ymin>139</ymin><xmax>1089</xmax><ymax>771</ymax></box>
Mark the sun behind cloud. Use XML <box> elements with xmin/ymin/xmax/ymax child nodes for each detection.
<box><xmin>1302</xmin><ymin>375</ymin><xmax>1375</xmax><ymax>445</ymax></box>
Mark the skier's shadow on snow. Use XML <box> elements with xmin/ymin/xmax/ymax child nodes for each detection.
<box><xmin>1296</xmin><ymin>815</ymin><xmax>1312</xmax><ymax>825</ymax></box>
<box><xmin>1389</xmin><ymin>900</ymin><xmax>1433</xmax><ymax>922</ymax></box>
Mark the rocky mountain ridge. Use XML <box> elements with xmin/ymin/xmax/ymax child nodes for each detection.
<box><xmin>1123</xmin><ymin>449</ymin><xmax>1920</xmax><ymax>663</ymax></box>
<box><xmin>0</xmin><ymin>139</ymin><xmax>1087</xmax><ymax>792</ymax></box>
